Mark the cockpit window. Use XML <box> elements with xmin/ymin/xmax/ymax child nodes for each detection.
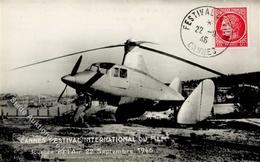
<box><xmin>86</xmin><ymin>63</ymin><xmax>114</xmax><ymax>74</ymax></box>
<box><xmin>120</xmin><ymin>68</ymin><xmax>127</xmax><ymax>78</ymax></box>
<box><xmin>89</xmin><ymin>65</ymin><xmax>98</xmax><ymax>72</ymax></box>
<box><xmin>112</xmin><ymin>67</ymin><xmax>127</xmax><ymax>78</ymax></box>
<box><xmin>114</xmin><ymin>67</ymin><xmax>119</xmax><ymax>77</ymax></box>
<box><xmin>99</xmin><ymin>67</ymin><xmax>107</xmax><ymax>74</ymax></box>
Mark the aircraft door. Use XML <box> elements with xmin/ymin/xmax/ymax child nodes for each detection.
<box><xmin>110</xmin><ymin>67</ymin><xmax>129</xmax><ymax>89</ymax></box>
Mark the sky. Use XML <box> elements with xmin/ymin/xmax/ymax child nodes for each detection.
<box><xmin>1</xmin><ymin>0</ymin><xmax>260</xmax><ymax>95</ymax></box>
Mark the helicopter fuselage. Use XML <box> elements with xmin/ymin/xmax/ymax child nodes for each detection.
<box><xmin>61</xmin><ymin>62</ymin><xmax>184</xmax><ymax>107</ymax></box>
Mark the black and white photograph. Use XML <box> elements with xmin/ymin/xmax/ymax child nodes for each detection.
<box><xmin>0</xmin><ymin>0</ymin><xmax>260</xmax><ymax>161</ymax></box>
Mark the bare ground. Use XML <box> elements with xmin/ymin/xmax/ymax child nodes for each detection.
<box><xmin>0</xmin><ymin>115</ymin><xmax>260</xmax><ymax>162</ymax></box>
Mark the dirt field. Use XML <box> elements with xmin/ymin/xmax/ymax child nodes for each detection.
<box><xmin>1</xmin><ymin>114</ymin><xmax>260</xmax><ymax>162</ymax></box>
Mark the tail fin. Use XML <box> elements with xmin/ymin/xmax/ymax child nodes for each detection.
<box><xmin>177</xmin><ymin>79</ymin><xmax>215</xmax><ymax>124</ymax></box>
<box><xmin>169</xmin><ymin>77</ymin><xmax>181</xmax><ymax>93</ymax></box>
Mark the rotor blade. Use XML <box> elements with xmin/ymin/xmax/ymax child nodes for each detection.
<box><xmin>11</xmin><ymin>44</ymin><xmax>124</xmax><ymax>70</ymax></box>
<box><xmin>121</xmin><ymin>40</ymin><xmax>158</xmax><ymax>65</ymax></box>
<box><xmin>138</xmin><ymin>45</ymin><xmax>225</xmax><ymax>76</ymax></box>
<box><xmin>71</xmin><ymin>55</ymin><xmax>82</xmax><ymax>76</ymax></box>
<box><xmin>57</xmin><ymin>85</ymin><xmax>67</xmax><ymax>102</ymax></box>
<box><xmin>135</xmin><ymin>41</ymin><xmax>158</xmax><ymax>45</ymax></box>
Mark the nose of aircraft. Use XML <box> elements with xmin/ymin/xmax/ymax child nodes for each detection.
<box><xmin>61</xmin><ymin>75</ymin><xmax>76</xmax><ymax>85</ymax></box>
<box><xmin>61</xmin><ymin>71</ymin><xmax>98</xmax><ymax>89</ymax></box>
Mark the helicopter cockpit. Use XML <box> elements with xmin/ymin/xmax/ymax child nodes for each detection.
<box><xmin>86</xmin><ymin>62</ymin><xmax>115</xmax><ymax>74</ymax></box>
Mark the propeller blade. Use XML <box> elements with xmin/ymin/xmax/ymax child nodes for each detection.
<box><xmin>11</xmin><ymin>44</ymin><xmax>124</xmax><ymax>70</ymax></box>
<box><xmin>138</xmin><ymin>45</ymin><xmax>225</xmax><ymax>76</ymax></box>
<box><xmin>71</xmin><ymin>55</ymin><xmax>82</xmax><ymax>76</ymax></box>
<box><xmin>57</xmin><ymin>85</ymin><xmax>67</xmax><ymax>102</ymax></box>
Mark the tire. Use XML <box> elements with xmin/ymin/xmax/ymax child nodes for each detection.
<box><xmin>115</xmin><ymin>103</ymin><xmax>146</xmax><ymax>123</ymax></box>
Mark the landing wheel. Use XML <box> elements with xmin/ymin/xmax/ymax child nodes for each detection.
<box><xmin>172</xmin><ymin>106</ymin><xmax>180</xmax><ymax>122</ymax></box>
<box><xmin>74</xmin><ymin>92</ymin><xmax>92</xmax><ymax>124</ymax></box>
<box><xmin>115</xmin><ymin>106</ymin><xmax>127</xmax><ymax>123</ymax></box>
<box><xmin>75</xmin><ymin>92</ymin><xmax>92</xmax><ymax>108</ymax></box>
<box><xmin>115</xmin><ymin>104</ymin><xmax>146</xmax><ymax>123</ymax></box>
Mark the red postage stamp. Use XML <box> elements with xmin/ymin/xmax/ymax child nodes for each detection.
<box><xmin>214</xmin><ymin>7</ymin><xmax>248</xmax><ymax>47</ymax></box>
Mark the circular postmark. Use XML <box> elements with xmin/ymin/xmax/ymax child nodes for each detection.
<box><xmin>180</xmin><ymin>6</ymin><xmax>230</xmax><ymax>58</ymax></box>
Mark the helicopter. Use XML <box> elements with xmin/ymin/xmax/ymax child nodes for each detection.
<box><xmin>12</xmin><ymin>39</ymin><xmax>225</xmax><ymax>124</ymax></box>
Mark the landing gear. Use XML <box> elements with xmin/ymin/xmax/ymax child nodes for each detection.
<box><xmin>172</xmin><ymin>106</ymin><xmax>180</xmax><ymax>122</ymax></box>
<box><xmin>75</xmin><ymin>92</ymin><xmax>92</xmax><ymax>108</ymax></box>
<box><xmin>73</xmin><ymin>92</ymin><xmax>92</xmax><ymax>124</ymax></box>
<box><xmin>167</xmin><ymin>106</ymin><xmax>180</xmax><ymax>123</ymax></box>
<box><xmin>115</xmin><ymin>103</ymin><xmax>146</xmax><ymax>123</ymax></box>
